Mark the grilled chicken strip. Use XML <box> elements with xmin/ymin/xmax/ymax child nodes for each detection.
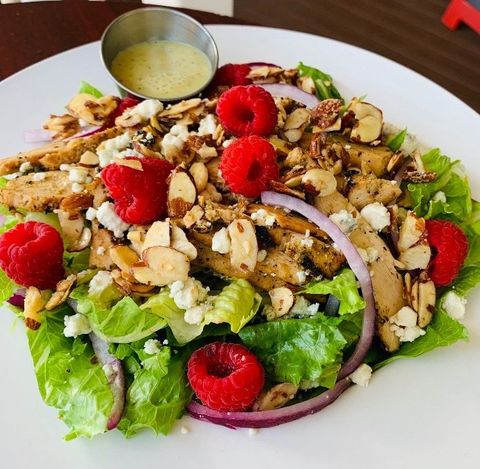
<box><xmin>315</xmin><ymin>191</ymin><xmax>405</xmax><ymax>352</ymax></box>
<box><xmin>0</xmin><ymin>126</ymin><xmax>123</xmax><ymax>175</ymax></box>
<box><xmin>347</xmin><ymin>174</ymin><xmax>402</xmax><ymax>210</ymax></box>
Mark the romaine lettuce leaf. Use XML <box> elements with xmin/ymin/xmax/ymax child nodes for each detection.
<box><xmin>386</xmin><ymin>128</ymin><xmax>407</xmax><ymax>151</ymax></box>
<box><xmin>297</xmin><ymin>62</ymin><xmax>343</xmax><ymax>101</ymax></box>
<box><xmin>78</xmin><ymin>81</ymin><xmax>104</xmax><ymax>98</ymax></box>
<box><xmin>0</xmin><ymin>268</ymin><xmax>17</xmax><ymax>304</ymax></box>
<box><xmin>27</xmin><ymin>306</ymin><xmax>114</xmax><ymax>440</ymax></box>
<box><xmin>118</xmin><ymin>347</ymin><xmax>191</xmax><ymax>437</ymax></box>
<box><xmin>71</xmin><ymin>285</ymin><xmax>166</xmax><ymax>343</ymax></box>
<box><xmin>0</xmin><ymin>204</ymin><xmax>20</xmax><ymax>303</ymax></box>
<box><xmin>239</xmin><ymin>313</ymin><xmax>347</xmax><ymax>388</ymax></box>
<box><xmin>407</xmin><ymin>149</ymin><xmax>471</xmax><ymax>222</ymax></box>
<box><xmin>143</xmin><ymin>279</ymin><xmax>261</xmax><ymax>345</ymax></box>
<box><xmin>303</xmin><ymin>269</ymin><xmax>365</xmax><ymax>315</ymax></box>
<box><xmin>64</xmin><ymin>249</ymin><xmax>90</xmax><ymax>272</ymax></box>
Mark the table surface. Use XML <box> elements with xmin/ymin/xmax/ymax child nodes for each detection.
<box><xmin>0</xmin><ymin>0</ymin><xmax>479</xmax><ymax>113</ymax></box>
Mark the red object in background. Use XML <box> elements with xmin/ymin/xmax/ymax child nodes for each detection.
<box><xmin>442</xmin><ymin>0</ymin><xmax>480</xmax><ymax>33</ymax></box>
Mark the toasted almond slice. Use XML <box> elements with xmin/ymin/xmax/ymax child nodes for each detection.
<box><xmin>171</xmin><ymin>225</ymin><xmax>197</xmax><ymax>260</ymax></box>
<box><xmin>113</xmin><ymin>158</ymin><xmax>143</xmax><ymax>171</ymax></box>
<box><xmin>253</xmin><ymin>383</ymin><xmax>298</xmax><ymax>411</ymax></box>
<box><xmin>417</xmin><ymin>276</ymin><xmax>436</xmax><ymax>328</ymax></box>
<box><xmin>45</xmin><ymin>274</ymin><xmax>76</xmax><ymax>310</ymax></box>
<box><xmin>398</xmin><ymin>242</ymin><xmax>431</xmax><ymax>270</ymax></box>
<box><xmin>142</xmin><ymin>246</ymin><xmax>190</xmax><ymax>285</ymax></box>
<box><xmin>398</xmin><ymin>211</ymin><xmax>426</xmax><ymax>252</ymax></box>
<box><xmin>160</xmin><ymin>98</ymin><xmax>202</xmax><ymax>116</ymax></box>
<box><xmin>127</xmin><ymin>230</ymin><xmax>146</xmax><ymax>255</ymax></box>
<box><xmin>111</xmin><ymin>269</ymin><xmax>155</xmax><ymax>295</ymax></box>
<box><xmin>269</xmin><ymin>287</ymin><xmax>295</xmax><ymax>317</ymax></box>
<box><xmin>228</xmin><ymin>219</ymin><xmax>258</xmax><ymax>272</ymax></box>
<box><xmin>109</xmin><ymin>245</ymin><xmax>140</xmax><ymax>273</ymax></box>
<box><xmin>351</xmin><ymin>115</ymin><xmax>383</xmax><ymax>143</ymax></box>
<box><xmin>168</xmin><ymin>168</ymin><xmax>197</xmax><ymax>218</ymax></box>
<box><xmin>69</xmin><ymin>227</ymin><xmax>92</xmax><ymax>252</ymax></box>
<box><xmin>183</xmin><ymin>205</ymin><xmax>205</xmax><ymax>229</ymax></box>
<box><xmin>143</xmin><ymin>221</ymin><xmax>171</xmax><ymax>252</ymax></box>
<box><xmin>131</xmin><ymin>261</ymin><xmax>168</xmax><ymax>286</ymax></box>
<box><xmin>189</xmin><ymin>161</ymin><xmax>209</xmax><ymax>192</ymax></box>
<box><xmin>24</xmin><ymin>287</ymin><xmax>46</xmax><ymax>330</ymax></box>
<box><xmin>79</xmin><ymin>150</ymin><xmax>100</xmax><ymax>167</ymax></box>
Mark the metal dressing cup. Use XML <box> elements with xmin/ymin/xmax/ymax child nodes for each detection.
<box><xmin>101</xmin><ymin>7</ymin><xmax>219</xmax><ymax>101</ymax></box>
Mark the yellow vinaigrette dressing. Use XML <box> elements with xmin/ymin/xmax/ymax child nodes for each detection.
<box><xmin>111</xmin><ymin>40</ymin><xmax>212</xmax><ymax>99</ymax></box>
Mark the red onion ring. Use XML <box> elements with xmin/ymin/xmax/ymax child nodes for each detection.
<box><xmin>65</xmin><ymin>125</ymin><xmax>103</xmax><ymax>141</ymax></box>
<box><xmin>8</xmin><ymin>289</ymin><xmax>25</xmax><ymax>308</ymax></box>
<box><xmin>393</xmin><ymin>157</ymin><xmax>411</xmax><ymax>185</ymax></box>
<box><xmin>258</xmin><ymin>83</ymin><xmax>320</xmax><ymax>108</ymax></box>
<box><xmin>89</xmin><ymin>333</ymin><xmax>126</xmax><ymax>430</ymax></box>
<box><xmin>187</xmin><ymin>191</ymin><xmax>376</xmax><ymax>428</ymax></box>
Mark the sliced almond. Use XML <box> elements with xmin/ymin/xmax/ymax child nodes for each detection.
<box><xmin>127</xmin><ymin>230</ymin><xmax>146</xmax><ymax>255</ymax></box>
<box><xmin>253</xmin><ymin>383</ymin><xmax>298</xmax><ymax>411</ymax></box>
<box><xmin>398</xmin><ymin>211</ymin><xmax>426</xmax><ymax>252</ymax></box>
<box><xmin>67</xmin><ymin>93</ymin><xmax>117</xmax><ymax>125</ymax></box>
<box><xmin>79</xmin><ymin>151</ymin><xmax>99</xmax><ymax>167</ymax></box>
<box><xmin>45</xmin><ymin>275</ymin><xmax>76</xmax><ymax>310</ymax></box>
<box><xmin>143</xmin><ymin>221</ymin><xmax>171</xmax><ymax>252</ymax></box>
<box><xmin>284</xmin><ymin>108</ymin><xmax>311</xmax><ymax>131</ymax></box>
<box><xmin>111</xmin><ymin>269</ymin><xmax>155</xmax><ymax>295</ymax></box>
<box><xmin>69</xmin><ymin>227</ymin><xmax>92</xmax><ymax>252</ymax></box>
<box><xmin>24</xmin><ymin>287</ymin><xmax>46</xmax><ymax>330</ymax></box>
<box><xmin>199</xmin><ymin>183</ymin><xmax>222</xmax><ymax>203</ymax></box>
<box><xmin>269</xmin><ymin>287</ymin><xmax>295</xmax><ymax>317</ymax></box>
<box><xmin>142</xmin><ymin>246</ymin><xmax>190</xmax><ymax>286</ymax></box>
<box><xmin>269</xmin><ymin>136</ymin><xmax>294</xmax><ymax>156</ymax></box>
<box><xmin>171</xmin><ymin>225</ymin><xmax>197</xmax><ymax>260</ymax></box>
<box><xmin>189</xmin><ymin>161</ymin><xmax>209</xmax><ymax>192</ymax></box>
<box><xmin>168</xmin><ymin>168</ymin><xmax>197</xmax><ymax>218</ymax></box>
<box><xmin>301</xmin><ymin>168</ymin><xmax>337</xmax><ymax>196</ymax></box>
<box><xmin>398</xmin><ymin>242</ymin><xmax>431</xmax><ymax>270</ymax></box>
<box><xmin>417</xmin><ymin>275</ymin><xmax>436</xmax><ymax>328</ymax></box>
<box><xmin>160</xmin><ymin>98</ymin><xmax>202</xmax><ymax>116</ymax></box>
<box><xmin>59</xmin><ymin>193</ymin><xmax>94</xmax><ymax>215</ymax></box>
<box><xmin>348</xmin><ymin>99</ymin><xmax>383</xmax><ymax>143</ymax></box>
<box><xmin>228</xmin><ymin>219</ymin><xmax>258</xmax><ymax>272</ymax></box>
<box><xmin>183</xmin><ymin>205</ymin><xmax>205</xmax><ymax>229</ymax></box>
<box><xmin>109</xmin><ymin>245</ymin><xmax>140</xmax><ymax>273</ymax></box>
<box><xmin>113</xmin><ymin>158</ymin><xmax>143</xmax><ymax>171</ymax></box>
<box><xmin>131</xmin><ymin>261</ymin><xmax>169</xmax><ymax>286</ymax></box>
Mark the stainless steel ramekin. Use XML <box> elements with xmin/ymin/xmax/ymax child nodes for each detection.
<box><xmin>101</xmin><ymin>7</ymin><xmax>219</xmax><ymax>101</ymax></box>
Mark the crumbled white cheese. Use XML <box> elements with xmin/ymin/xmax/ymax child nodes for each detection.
<box><xmin>180</xmin><ymin>426</ymin><xmax>190</xmax><ymax>435</ymax></box>
<box><xmin>32</xmin><ymin>172</ymin><xmax>46</xmax><ymax>182</ymax></box>
<box><xmin>197</xmin><ymin>114</ymin><xmax>217</xmax><ymax>136</ymax></box>
<box><xmin>60</xmin><ymin>163</ymin><xmax>71</xmax><ymax>172</ymax></box>
<box><xmin>357</xmin><ymin>247</ymin><xmax>379</xmax><ymax>265</ymax></box>
<box><xmin>68</xmin><ymin>167</ymin><xmax>89</xmax><ymax>183</ymax></box>
<box><xmin>432</xmin><ymin>191</ymin><xmax>447</xmax><ymax>203</ymax></box>
<box><xmin>4</xmin><ymin>172</ymin><xmax>21</xmax><ymax>180</ymax></box>
<box><xmin>222</xmin><ymin>138</ymin><xmax>235</xmax><ymax>148</ymax></box>
<box><xmin>96</xmin><ymin>246</ymin><xmax>106</xmax><ymax>256</ymax></box>
<box><xmin>160</xmin><ymin>124</ymin><xmax>190</xmax><ymax>158</ymax></box>
<box><xmin>248</xmin><ymin>428</ymin><xmax>259</xmax><ymax>436</ymax></box>
<box><xmin>211</xmin><ymin>227</ymin><xmax>231</xmax><ymax>254</ymax></box>
<box><xmin>96</xmin><ymin>201</ymin><xmax>130</xmax><ymax>238</ymax></box>
<box><xmin>296</xmin><ymin>271</ymin><xmax>307</xmax><ymax>284</ymax></box>
<box><xmin>329</xmin><ymin>210</ymin><xmax>357</xmax><ymax>235</ymax></box>
<box><xmin>251</xmin><ymin>209</ymin><xmax>276</xmax><ymax>227</ymax></box>
<box><xmin>63</xmin><ymin>313</ymin><xmax>91</xmax><ymax>338</ymax></box>
<box><xmin>143</xmin><ymin>339</ymin><xmax>162</xmax><ymax>355</ymax></box>
<box><xmin>97</xmin><ymin>133</ymin><xmax>131</xmax><ymax>167</ymax></box>
<box><xmin>390</xmin><ymin>306</ymin><xmax>425</xmax><ymax>342</ymax></box>
<box><xmin>360</xmin><ymin>202</ymin><xmax>390</xmax><ymax>231</ymax></box>
<box><xmin>442</xmin><ymin>291</ymin><xmax>467</xmax><ymax>320</ymax></box>
<box><xmin>127</xmin><ymin>99</ymin><xmax>163</xmax><ymax>120</ymax></box>
<box><xmin>184</xmin><ymin>302</ymin><xmax>211</xmax><ymax>325</ymax></box>
<box><xmin>257</xmin><ymin>249</ymin><xmax>267</xmax><ymax>262</ymax></box>
<box><xmin>301</xmin><ymin>236</ymin><xmax>314</xmax><ymax>248</ymax></box>
<box><xmin>162</xmin><ymin>339</ymin><xmax>169</xmax><ymax>345</ymax></box>
<box><xmin>71</xmin><ymin>183</ymin><xmax>84</xmax><ymax>193</ymax></box>
<box><xmin>19</xmin><ymin>162</ymin><xmax>32</xmax><ymax>173</ymax></box>
<box><xmin>349</xmin><ymin>364</ymin><xmax>373</xmax><ymax>387</ymax></box>
<box><xmin>169</xmin><ymin>278</ymin><xmax>209</xmax><ymax>310</ymax></box>
<box><xmin>85</xmin><ymin>207</ymin><xmax>97</xmax><ymax>221</ymax></box>
<box><xmin>88</xmin><ymin>270</ymin><xmax>113</xmax><ymax>297</ymax></box>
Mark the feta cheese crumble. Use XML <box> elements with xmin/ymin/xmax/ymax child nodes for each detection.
<box><xmin>251</xmin><ymin>209</ymin><xmax>276</xmax><ymax>228</ymax></box>
<box><xmin>197</xmin><ymin>114</ymin><xmax>217</xmax><ymax>136</ymax></box>
<box><xmin>390</xmin><ymin>306</ymin><xmax>426</xmax><ymax>342</ymax></box>
<box><xmin>211</xmin><ymin>227</ymin><xmax>231</xmax><ymax>254</ymax></box>
<box><xmin>442</xmin><ymin>291</ymin><xmax>467</xmax><ymax>320</ymax></box>
<box><xmin>32</xmin><ymin>172</ymin><xmax>46</xmax><ymax>182</ymax></box>
<box><xmin>19</xmin><ymin>162</ymin><xmax>32</xmax><ymax>173</ymax></box>
<box><xmin>143</xmin><ymin>339</ymin><xmax>162</xmax><ymax>355</ymax></box>
<box><xmin>295</xmin><ymin>271</ymin><xmax>307</xmax><ymax>284</ymax></box>
<box><xmin>184</xmin><ymin>302</ymin><xmax>211</xmax><ymax>325</ymax></box>
<box><xmin>97</xmin><ymin>133</ymin><xmax>132</xmax><ymax>167</ymax></box>
<box><xmin>169</xmin><ymin>278</ymin><xmax>209</xmax><ymax>310</ymax></box>
<box><xmin>127</xmin><ymin>99</ymin><xmax>163</xmax><ymax>120</ymax></box>
<box><xmin>329</xmin><ymin>210</ymin><xmax>357</xmax><ymax>235</ymax></box>
<box><xmin>63</xmin><ymin>313</ymin><xmax>91</xmax><ymax>338</ymax></box>
<box><xmin>360</xmin><ymin>202</ymin><xmax>390</xmax><ymax>231</ymax></box>
<box><xmin>88</xmin><ymin>271</ymin><xmax>113</xmax><ymax>297</ymax></box>
<box><xmin>85</xmin><ymin>207</ymin><xmax>97</xmax><ymax>221</ymax></box>
<box><xmin>96</xmin><ymin>201</ymin><xmax>130</xmax><ymax>238</ymax></box>
<box><xmin>349</xmin><ymin>364</ymin><xmax>373</xmax><ymax>387</ymax></box>
<box><xmin>257</xmin><ymin>249</ymin><xmax>267</xmax><ymax>262</ymax></box>
<box><xmin>71</xmin><ymin>183</ymin><xmax>84</xmax><ymax>193</ymax></box>
<box><xmin>68</xmin><ymin>167</ymin><xmax>89</xmax><ymax>184</ymax></box>
<box><xmin>160</xmin><ymin>124</ymin><xmax>189</xmax><ymax>158</ymax></box>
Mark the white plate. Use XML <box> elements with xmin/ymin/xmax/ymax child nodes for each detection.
<box><xmin>0</xmin><ymin>25</ymin><xmax>479</xmax><ymax>469</ymax></box>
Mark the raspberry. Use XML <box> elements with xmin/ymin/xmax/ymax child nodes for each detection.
<box><xmin>219</xmin><ymin>136</ymin><xmax>279</xmax><ymax>198</ymax></box>
<box><xmin>0</xmin><ymin>221</ymin><xmax>64</xmax><ymax>289</ymax></box>
<box><xmin>426</xmin><ymin>219</ymin><xmax>469</xmax><ymax>287</ymax></box>
<box><xmin>217</xmin><ymin>85</ymin><xmax>277</xmax><ymax>137</ymax></box>
<box><xmin>187</xmin><ymin>342</ymin><xmax>265</xmax><ymax>412</ymax></box>
<box><xmin>212</xmin><ymin>64</ymin><xmax>252</xmax><ymax>87</ymax></box>
<box><xmin>101</xmin><ymin>157</ymin><xmax>173</xmax><ymax>225</ymax></box>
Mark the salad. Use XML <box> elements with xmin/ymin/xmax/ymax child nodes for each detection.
<box><xmin>0</xmin><ymin>62</ymin><xmax>478</xmax><ymax>440</ymax></box>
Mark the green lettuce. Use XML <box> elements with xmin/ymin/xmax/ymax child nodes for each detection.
<box><xmin>0</xmin><ymin>204</ymin><xmax>20</xmax><ymax>303</ymax></box>
<box><xmin>297</xmin><ymin>62</ymin><xmax>343</xmax><ymax>101</ymax></box>
<box><xmin>64</xmin><ymin>249</ymin><xmax>90</xmax><ymax>272</ymax></box>
<box><xmin>27</xmin><ymin>306</ymin><xmax>114</xmax><ymax>440</ymax></box>
<box><xmin>118</xmin><ymin>347</ymin><xmax>191</xmax><ymax>437</ymax></box>
<box><xmin>386</xmin><ymin>128</ymin><xmax>407</xmax><ymax>151</ymax></box>
<box><xmin>407</xmin><ymin>149</ymin><xmax>471</xmax><ymax>222</ymax></box>
<box><xmin>78</xmin><ymin>81</ymin><xmax>104</xmax><ymax>98</ymax></box>
<box><xmin>143</xmin><ymin>279</ymin><xmax>261</xmax><ymax>345</ymax></box>
<box><xmin>239</xmin><ymin>313</ymin><xmax>348</xmax><ymax>388</ymax></box>
<box><xmin>71</xmin><ymin>285</ymin><xmax>166</xmax><ymax>343</ymax></box>
<box><xmin>303</xmin><ymin>269</ymin><xmax>365</xmax><ymax>315</ymax></box>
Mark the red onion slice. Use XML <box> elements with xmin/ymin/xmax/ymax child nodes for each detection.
<box><xmin>258</xmin><ymin>83</ymin><xmax>319</xmax><ymax>108</ymax></box>
<box><xmin>8</xmin><ymin>289</ymin><xmax>25</xmax><ymax>308</ymax></box>
<box><xmin>187</xmin><ymin>191</ymin><xmax>376</xmax><ymax>428</ymax></box>
<box><xmin>65</xmin><ymin>125</ymin><xmax>103</xmax><ymax>141</ymax></box>
<box><xmin>23</xmin><ymin>129</ymin><xmax>54</xmax><ymax>144</ymax></box>
<box><xmin>89</xmin><ymin>333</ymin><xmax>126</xmax><ymax>430</ymax></box>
